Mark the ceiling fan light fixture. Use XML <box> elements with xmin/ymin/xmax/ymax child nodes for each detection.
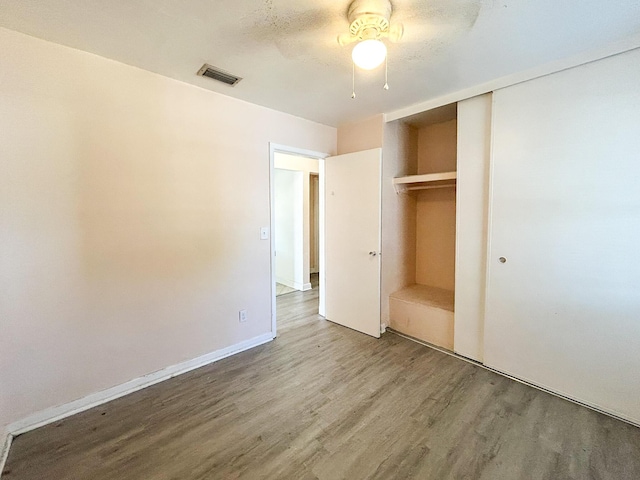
<box><xmin>352</xmin><ymin>39</ymin><xmax>387</xmax><ymax>70</ymax></box>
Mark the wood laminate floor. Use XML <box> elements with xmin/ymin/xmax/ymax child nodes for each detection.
<box><xmin>4</xmin><ymin>282</ymin><xmax>640</xmax><ymax>479</ymax></box>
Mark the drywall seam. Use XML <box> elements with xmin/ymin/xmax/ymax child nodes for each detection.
<box><xmin>7</xmin><ymin>333</ymin><xmax>274</xmax><ymax>436</ymax></box>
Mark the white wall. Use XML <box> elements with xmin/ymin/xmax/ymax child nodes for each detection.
<box><xmin>274</xmin><ymin>169</ymin><xmax>303</xmax><ymax>289</ymax></box>
<box><xmin>0</xmin><ymin>27</ymin><xmax>336</xmax><ymax>436</ymax></box>
<box><xmin>274</xmin><ymin>153</ymin><xmax>319</xmax><ymax>290</ymax></box>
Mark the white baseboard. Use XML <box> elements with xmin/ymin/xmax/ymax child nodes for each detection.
<box><xmin>7</xmin><ymin>332</ymin><xmax>274</xmax><ymax>437</ymax></box>
<box><xmin>275</xmin><ymin>277</ymin><xmax>296</xmax><ymax>289</ymax></box>
<box><xmin>275</xmin><ymin>277</ymin><xmax>310</xmax><ymax>292</ymax></box>
<box><xmin>0</xmin><ymin>432</ymin><xmax>12</xmax><ymax>479</ymax></box>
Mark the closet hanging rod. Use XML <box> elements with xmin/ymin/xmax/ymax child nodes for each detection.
<box><xmin>406</xmin><ymin>184</ymin><xmax>455</xmax><ymax>191</ymax></box>
<box><xmin>395</xmin><ymin>184</ymin><xmax>456</xmax><ymax>194</ymax></box>
<box><xmin>392</xmin><ymin>171</ymin><xmax>457</xmax><ymax>194</ymax></box>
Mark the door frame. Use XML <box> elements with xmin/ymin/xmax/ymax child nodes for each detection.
<box><xmin>269</xmin><ymin>143</ymin><xmax>329</xmax><ymax>337</ymax></box>
<box><xmin>309</xmin><ymin>173</ymin><xmax>320</xmax><ymax>275</ymax></box>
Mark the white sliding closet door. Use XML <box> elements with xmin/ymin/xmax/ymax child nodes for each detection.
<box><xmin>485</xmin><ymin>48</ymin><xmax>640</xmax><ymax>424</ymax></box>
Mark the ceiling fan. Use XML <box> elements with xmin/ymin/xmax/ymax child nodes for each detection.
<box><xmin>337</xmin><ymin>0</ymin><xmax>404</xmax><ymax>96</ymax></box>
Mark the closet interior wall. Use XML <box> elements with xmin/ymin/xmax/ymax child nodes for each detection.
<box><xmin>415</xmin><ymin>120</ymin><xmax>457</xmax><ymax>292</ymax></box>
<box><xmin>384</xmin><ymin>105</ymin><xmax>458</xmax><ymax>350</ymax></box>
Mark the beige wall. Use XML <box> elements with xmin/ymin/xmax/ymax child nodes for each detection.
<box><xmin>337</xmin><ymin>115</ymin><xmax>384</xmax><ymax>155</ymax></box>
<box><xmin>417</xmin><ymin>120</ymin><xmax>457</xmax><ymax>174</ymax></box>
<box><xmin>415</xmin><ymin>189</ymin><xmax>457</xmax><ymax>290</ymax></box>
<box><xmin>0</xmin><ymin>27</ymin><xmax>336</xmax><ymax>435</ymax></box>
<box><xmin>414</xmin><ymin>120</ymin><xmax>457</xmax><ymax>290</ymax></box>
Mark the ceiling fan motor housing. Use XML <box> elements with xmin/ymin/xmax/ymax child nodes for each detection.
<box><xmin>348</xmin><ymin>0</ymin><xmax>392</xmax><ymax>40</ymax></box>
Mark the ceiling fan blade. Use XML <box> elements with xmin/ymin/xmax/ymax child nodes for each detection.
<box><xmin>388</xmin><ymin>23</ymin><xmax>405</xmax><ymax>43</ymax></box>
<box><xmin>338</xmin><ymin>33</ymin><xmax>358</xmax><ymax>46</ymax></box>
<box><xmin>395</xmin><ymin>0</ymin><xmax>482</xmax><ymax>23</ymax></box>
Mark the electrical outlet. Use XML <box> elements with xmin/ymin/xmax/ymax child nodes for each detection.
<box><xmin>239</xmin><ymin>309</ymin><xmax>247</xmax><ymax>323</ymax></box>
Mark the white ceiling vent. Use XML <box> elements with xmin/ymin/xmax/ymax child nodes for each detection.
<box><xmin>197</xmin><ymin>64</ymin><xmax>242</xmax><ymax>86</ymax></box>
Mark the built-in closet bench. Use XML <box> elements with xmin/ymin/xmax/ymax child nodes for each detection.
<box><xmin>389</xmin><ymin>284</ymin><xmax>454</xmax><ymax>351</ymax></box>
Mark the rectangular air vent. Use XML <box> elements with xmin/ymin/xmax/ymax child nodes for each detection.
<box><xmin>197</xmin><ymin>64</ymin><xmax>242</xmax><ymax>86</ymax></box>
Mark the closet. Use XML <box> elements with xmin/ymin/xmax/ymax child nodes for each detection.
<box><xmin>383</xmin><ymin>94</ymin><xmax>491</xmax><ymax>360</ymax></box>
<box><xmin>484</xmin><ymin>48</ymin><xmax>640</xmax><ymax>424</ymax></box>
<box><xmin>388</xmin><ymin>103</ymin><xmax>457</xmax><ymax>350</ymax></box>
<box><xmin>381</xmin><ymin>47</ymin><xmax>640</xmax><ymax>425</ymax></box>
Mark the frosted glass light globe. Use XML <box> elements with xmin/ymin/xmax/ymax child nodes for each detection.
<box><xmin>352</xmin><ymin>39</ymin><xmax>387</xmax><ymax>70</ymax></box>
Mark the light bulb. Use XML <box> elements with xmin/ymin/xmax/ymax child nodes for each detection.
<box><xmin>352</xmin><ymin>39</ymin><xmax>387</xmax><ymax>70</ymax></box>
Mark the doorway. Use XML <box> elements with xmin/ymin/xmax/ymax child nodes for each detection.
<box><xmin>270</xmin><ymin>145</ymin><xmax>383</xmax><ymax>339</ymax></box>
<box><xmin>309</xmin><ymin>173</ymin><xmax>320</xmax><ymax>275</ymax></box>
<box><xmin>269</xmin><ymin>144</ymin><xmax>328</xmax><ymax>337</ymax></box>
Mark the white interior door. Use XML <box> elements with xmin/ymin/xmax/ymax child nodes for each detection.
<box><xmin>484</xmin><ymin>49</ymin><xmax>640</xmax><ymax>424</ymax></box>
<box><xmin>325</xmin><ymin>148</ymin><xmax>381</xmax><ymax>338</ymax></box>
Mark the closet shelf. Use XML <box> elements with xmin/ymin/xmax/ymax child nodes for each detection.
<box><xmin>393</xmin><ymin>171</ymin><xmax>456</xmax><ymax>194</ymax></box>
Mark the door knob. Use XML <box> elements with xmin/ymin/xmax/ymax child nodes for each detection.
<box><xmin>369</xmin><ymin>251</ymin><xmax>377</xmax><ymax>256</ymax></box>
<box><xmin>499</xmin><ymin>256</ymin><xmax>507</xmax><ymax>263</ymax></box>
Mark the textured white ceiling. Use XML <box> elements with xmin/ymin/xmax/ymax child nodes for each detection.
<box><xmin>1</xmin><ymin>0</ymin><xmax>639</xmax><ymax>126</ymax></box>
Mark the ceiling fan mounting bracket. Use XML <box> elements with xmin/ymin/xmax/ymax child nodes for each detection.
<box><xmin>347</xmin><ymin>0</ymin><xmax>392</xmax><ymax>40</ymax></box>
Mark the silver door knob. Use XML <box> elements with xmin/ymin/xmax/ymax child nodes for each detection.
<box><xmin>499</xmin><ymin>257</ymin><xmax>507</xmax><ymax>263</ymax></box>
